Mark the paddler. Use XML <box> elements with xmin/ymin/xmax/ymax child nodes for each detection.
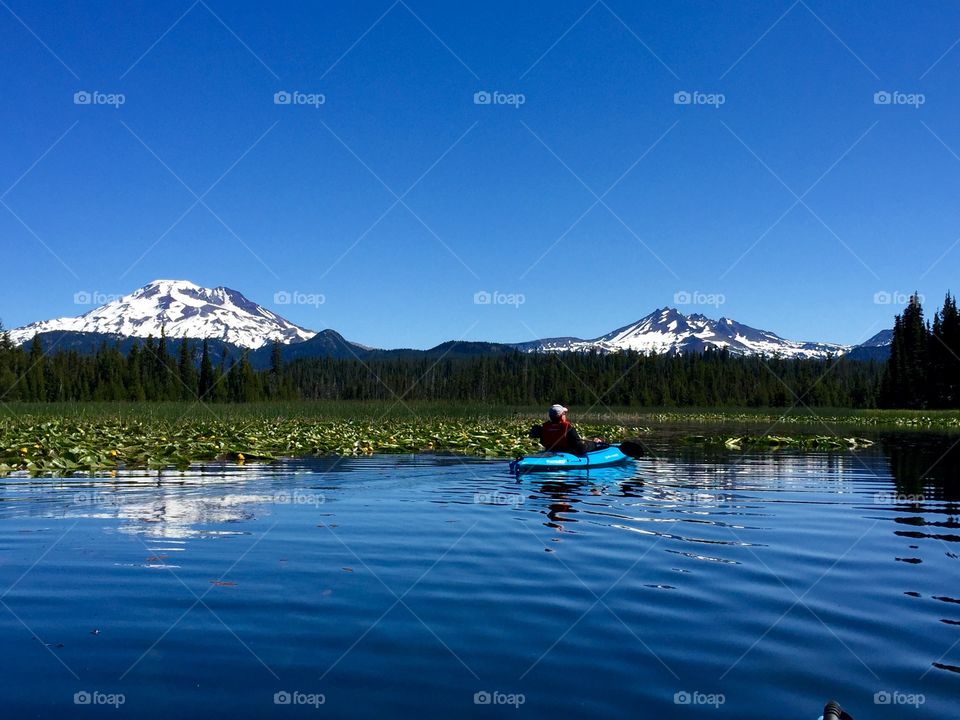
<box><xmin>528</xmin><ymin>404</ymin><xmax>606</xmax><ymax>455</ymax></box>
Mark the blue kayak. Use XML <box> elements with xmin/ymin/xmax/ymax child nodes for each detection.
<box><xmin>510</xmin><ymin>445</ymin><xmax>630</xmax><ymax>473</ymax></box>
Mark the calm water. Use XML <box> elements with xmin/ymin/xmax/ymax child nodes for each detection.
<box><xmin>0</xmin><ymin>441</ymin><xmax>957</xmax><ymax>719</ymax></box>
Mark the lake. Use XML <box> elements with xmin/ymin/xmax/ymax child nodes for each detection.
<box><xmin>0</xmin><ymin>436</ymin><xmax>956</xmax><ymax>718</ymax></box>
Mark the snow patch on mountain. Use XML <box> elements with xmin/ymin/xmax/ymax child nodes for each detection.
<box><xmin>9</xmin><ymin>280</ymin><xmax>315</xmax><ymax>349</ymax></box>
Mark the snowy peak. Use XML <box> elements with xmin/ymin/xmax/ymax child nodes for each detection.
<box><xmin>599</xmin><ymin>307</ymin><xmax>709</xmax><ymax>349</ymax></box>
<box><xmin>9</xmin><ymin>280</ymin><xmax>315</xmax><ymax>349</ymax></box>
<box><xmin>519</xmin><ymin>308</ymin><xmax>850</xmax><ymax>359</ymax></box>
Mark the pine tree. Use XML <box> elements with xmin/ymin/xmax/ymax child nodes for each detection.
<box><xmin>0</xmin><ymin>321</ymin><xmax>17</xmax><ymax>400</ymax></box>
<box><xmin>881</xmin><ymin>293</ymin><xmax>928</xmax><ymax>408</ymax></box>
<box><xmin>198</xmin><ymin>340</ymin><xmax>213</xmax><ymax>400</ymax></box>
<box><xmin>927</xmin><ymin>292</ymin><xmax>959</xmax><ymax>407</ymax></box>
<box><xmin>236</xmin><ymin>352</ymin><xmax>260</xmax><ymax>402</ymax></box>
<box><xmin>126</xmin><ymin>343</ymin><xmax>146</xmax><ymax>401</ymax></box>
<box><xmin>156</xmin><ymin>326</ymin><xmax>175</xmax><ymax>400</ymax></box>
<box><xmin>268</xmin><ymin>340</ymin><xmax>283</xmax><ymax>399</ymax></box>
<box><xmin>211</xmin><ymin>348</ymin><xmax>230</xmax><ymax>402</ymax></box>
<box><xmin>26</xmin><ymin>334</ymin><xmax>46</xmax><ymax>401</ymax></box>
<box><xmin>177</xmin><ymin>340</ymin><xmax>198</xmax><ymax>399</ymax></box>
<box><xmin>141</xmin><ymin>336</ymin><xmax>155</xmax><ymax>399</ymax></box>
<box><xmin>942</xmin><ymin>293</ymin><xmax>960</xmax><ymax>403</ymax></box>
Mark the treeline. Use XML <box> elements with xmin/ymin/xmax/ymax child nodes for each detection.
<box><xmin>285</xmin><ymin>350</ymin><xmax>882</xmax><ymax>406</ymax></box>
<box><xmin>879</xmin><ymin>292</ymin><xmax>959</xmax><ymax>409</ymax></box>
<box><xmin>0</xmin><ymin>330</ymin><xmax>294</xmax><ymax>403</ymax></box>
<box><xmin>0</xmin><ymin>326</ymin><xmax>883</xmax><ymax>407</ymax></box>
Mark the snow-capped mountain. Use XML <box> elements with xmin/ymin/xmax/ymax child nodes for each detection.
<box><xmin>8</xmin><ymin>280</ymin><xmax>315</xmax><ymax>349</ymax></box>
<box><xmin>515</xmin><ymin>307</ymin><xmax>850</xmax><ymax>359</ymax></box>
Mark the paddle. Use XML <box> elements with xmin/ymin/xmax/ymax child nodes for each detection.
<box><xmin>616</xmin><ymin>438</ymin><xmax>648</xmax><ymax>459</ymax></box>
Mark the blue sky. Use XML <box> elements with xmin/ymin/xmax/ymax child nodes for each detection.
<box><xmin>1</xmin><ymin>0</ymin><xmax>959</xmax><ymax>348</ymax></box>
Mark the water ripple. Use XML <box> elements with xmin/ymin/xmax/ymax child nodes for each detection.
<box><xmin>0</xmin><ymin>448</ymin><xmax>956</xmax><ymax>718</ymax></box>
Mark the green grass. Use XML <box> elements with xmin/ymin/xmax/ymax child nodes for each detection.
<box><xmin>3</xmin><ymin>401</ymin><xmax>959</xmax><ymax>428</ymax></box>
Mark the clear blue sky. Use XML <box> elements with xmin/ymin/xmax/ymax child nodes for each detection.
<box><xmin>2</xmin><ymin>0</ymin><xmax>958</xmax><ymax>348</ymax></box>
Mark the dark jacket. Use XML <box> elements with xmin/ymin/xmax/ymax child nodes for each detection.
<box><xmin>529</xmin><ymin>422</ymin><xmax>588</xmax><ymax>455</ymax></box>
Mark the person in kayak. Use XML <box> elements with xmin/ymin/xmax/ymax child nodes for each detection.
<box><xmin>529</xmin><ymin>404</ymin><xmax>606</xmax><ymax>455</ymax></box>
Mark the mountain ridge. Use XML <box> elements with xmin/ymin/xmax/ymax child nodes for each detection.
<box><xmin>6</xmin><ymin>280</ymin><xmax>889</xmax><ymax>361</ymax></box>
<box><xmin>514</xmin><ymin>307</ymin><xmax>850</xmax><ymax>359</ymax></box>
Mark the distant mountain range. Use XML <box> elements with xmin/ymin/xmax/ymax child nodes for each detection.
<box><xmin>5</xmin><ymin>280</ymin><xmax>892</xmax><ymax>364</ymax></box>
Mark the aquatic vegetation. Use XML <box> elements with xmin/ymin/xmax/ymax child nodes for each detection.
<box><xmin>1</xmin><ymin>402</ymin><xmax>947</xmax><ymax>476</ymax></box>
<box><xmin>6</xmin><ymin>401</ymin><xmax>960</xmax><ymax>429</ymax></box>
<box><xmin>682</xmin><ymin>434</ymin><xmax>875</xmax><ymax>450</ymax></box>
<box><xmin>639</xmin><ymin>409</ymin><xmax>960</xmax><ymax>429</ymax></box>
<box><xmin>0</xmin><ymin>415</ymin><xmax>643</xmax><ymax>476</ymax></box>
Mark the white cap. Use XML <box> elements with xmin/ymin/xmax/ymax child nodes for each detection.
<box><xmin>549</xmin><ymin>404</ymin><xmax>568</xmax><ymax>419</ymax></box>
